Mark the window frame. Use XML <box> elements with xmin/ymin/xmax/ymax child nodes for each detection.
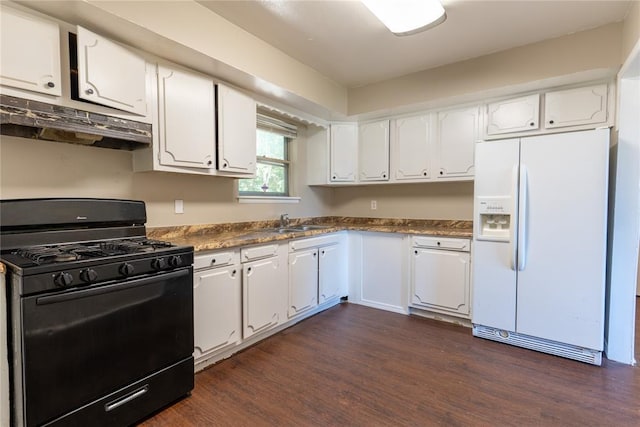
<box><xmin>238</xmin><ymin>132</ymin><xmax>291</xmax><ymax>197</ymax></box>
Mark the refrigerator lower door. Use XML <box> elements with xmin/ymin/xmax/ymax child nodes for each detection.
<box><xmin>516</xmin><ymin>129</ymin><xmax>609</xmax><ymax>351</ymax></box>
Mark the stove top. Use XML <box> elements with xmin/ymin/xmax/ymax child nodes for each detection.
<box><xmin>14</xmin><ymin>239</ymin><xmax>175</xmax><ymax>265</ymax></box>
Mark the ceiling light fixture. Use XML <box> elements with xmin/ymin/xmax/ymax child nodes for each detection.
<box><xmin>362</xmin><ymin>0</ymin><xmax>447</xmax><ymax>36</ymax></box>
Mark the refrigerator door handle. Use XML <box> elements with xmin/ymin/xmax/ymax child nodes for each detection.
<box><xmin>510</xmin><ymin>164</ymin><xmax>519</xmax><ymax>270</ymax></box>
<box><xmin>517</xmin><ymin>165</ymin><xmax>529</xmax><ymax>271</ymax></box>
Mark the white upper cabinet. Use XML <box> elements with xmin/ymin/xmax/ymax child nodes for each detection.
<box><xmin>391</xmin><ymin>115</ymin><xmax>431</xmax><ymax>181</ymax></box>
<box><xmin>359</xmin><ymin>120</ymin><xmax>390</xmax><ymax>182</ymax></box>
<box><xmin>157</xmin><ymin>65</ymin><xmax>215</xmax><ymax>169</ymax></box>
<box><xmin>217</xmin><ymin>84</ymin><xmax>256</xmax><ymax>175</ymax></box>
<box><xmin>486</xmin><ymin>94</ymin><xmax>540</xmax><ymax>135</ymax></box>
<box><xmin>0</xmin><ymin>6</ymin><xmax>61</xmax><ymax>96</ymax></box>
<box><xmin>544</xmin><ymin>84</ymin><xmax>608</xmax><ymax>129</ymax></box>
<box><xmin>76</xmin><ymin>26</ymin><xmax>147</xmax><ymax>115</ymax></box>
<box><xmin>330</xmin><ymin>123</ymin><xmax>358</xmax><ymax>182</ymax></box>
<box><xmin>436</xmin><ymin>106</ymin><xmax>478</xmax><ymax>179</ymax></box>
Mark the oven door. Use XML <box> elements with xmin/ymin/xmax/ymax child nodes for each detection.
<box><xmin>20</xmin><ymin>267</ymin><xmax>193</xmax><ymax>426</ymax></box>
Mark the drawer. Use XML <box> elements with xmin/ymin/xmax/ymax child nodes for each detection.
<box><xmin>289</xmin><ymin>233</ymin><xmax>341</xmax><ymax>252</ymax></box>
<box><xmin>411</xmin><ymin>236</ymin><xmax>470</xmax><ymax>252</ymax></box>
<box><xmin>241</xmin><ymin>244</ymin><xmax>279</xmax><ymax>262</ymax></box>
<box><xmin>194</xmin><ymin>250</ymin><xmax>240</xmax><ymax>270</ymax></box>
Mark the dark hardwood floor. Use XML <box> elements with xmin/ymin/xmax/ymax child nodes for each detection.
<box><xmin>142</xmin><ymin>303</ymin><xmax>640</xmax><ymax>427</ymax></box>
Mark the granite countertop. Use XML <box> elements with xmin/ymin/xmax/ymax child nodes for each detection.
<box><xmin>148</xmin><ymin>217</ymin><xmax>473</xmax><ymax>253</ymax></box>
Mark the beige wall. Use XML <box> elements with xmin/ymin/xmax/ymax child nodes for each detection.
<box><xmin>329</xmin><ymin>182</ymin><xmax>474</xmax><ymax>220</ymax></box>
<box><xmin>0</xmin><ymin>128</ymin><xmax>333</xmax><ymax>228</ymax></box>
<box><xmin>622</xmin><ymin>0</ymin><xmax>640</xmax><ymax>62</ymax></box>
<box><xmin>348</xmin><ymin>23</ymin><xmax>623</xmax><ymax>115</ymax></box>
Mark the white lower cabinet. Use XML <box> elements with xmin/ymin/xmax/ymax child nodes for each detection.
<box><xmin>288</xmin><ymin>249</ymin><xmax>319</xmax><ymax>318</ymax></box>
<box><xmin>242</xmin><ymin>244</ymin><xmax>287</xmax><ymax>339</ymax></box>
<box><xmin>319</xmin><ymin>243</ymin><xmax>345</xmax><ymax>303</ymax></box>
<box><xmin>410</xmin><ymin>237</ymin><xmax>471</xmax><ymax>318</ymax></box>
<box><xmin>288</xmin><ymin>233</ymin><xmax>347</xmax><ymax>318</ymax></box>
<box><xmin>354</xmin><ymin>232</ymin><xmax>407</xmax><ymax>314</ymax></box>
<box><xmin>193</xmin><ymin>250</ymin><xmax>242</xmax><ymax>362</ymax></box>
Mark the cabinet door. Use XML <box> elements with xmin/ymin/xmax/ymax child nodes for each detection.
<box><xmin>76</xmin><ymin>26</ymin><xmax>147</xmax><ymax>115</ymax></box>
<box><xmin>411</xmin><ymin>248</ymin><xmax>470</xmax><ymax>317</ymax></box>
<box><xmin>288</xmin><ymin>249</ymin><xmax>318</xmax><ymax>318</ymax></box>
<box><xmin>330</xmin><ymin>124</ymin><xmax>358</xmax><ymax>182</ymax></box>
<box><xmin>157</xmin><ymin>65</ymin><xmax>215</xmax><ymax>169</ymax></box>
<box><xmin>487</xmin><ymin>94</ymin><xmax>539</xmax><ymax>135</ymax></box>
<box><xmin>243</xmin><ymin>257</ymin><xmax>282</xmax><ymax>339</ymax></box>
<box><xmin>193</xmin><ymin>266</ymin><xmax>241</xmax><ymax>360</ymax></box>
<box><xmin>544</xmin><ymin>84</ymin><xmax>608</xmax><ymax>129</ymax></box>
<box><xmin>217</xmin><ymin>85</ymin><xmax>256</xmax><ymax>175</ymax></box>
<box><xmin>0</xmin><ymin>7</ymin><xmax>61</xmax><ymax>96</ymax></box>
<box><xmin>319</xmin><ymin>244</ymin><xmax>345</xmax><ymax>304</ymax></box>
<box><xmin>437</xmin><ymin>106</ymin><xmax>478</xmax><ymax>178</ymax></box>
<box><xmin>392</xmin><ymin>115</ymin><xmax>431</xmax><ymax>181</ymax></box>
<box><xmin>359</xmin><ymin>120</ymin><xmax>389</xmax><ymax>181</ymax></box>
<box><xmin>360</xmin><ymin>233</ymin><xmax>406</xmax><ymax>313</ymax></box>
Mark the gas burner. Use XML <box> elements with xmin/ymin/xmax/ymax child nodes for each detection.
<box><xmin>16</xmin><ymin>246</ymin><xmax>80</xmax><ymax>264</ymax></box>
<box><xmin>100</xmin><ymin>239</ymin><xmax>174</xmax><ymax>255</ymax></box>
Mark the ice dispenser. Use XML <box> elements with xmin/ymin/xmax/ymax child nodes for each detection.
<box><xmin>477</xmin><ymin>197</ymin><xmax>511</xmax><ymax>241</ymax></box>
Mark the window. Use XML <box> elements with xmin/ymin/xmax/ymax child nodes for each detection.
<box><xmin>239</xmin><ymin>113</ymin><xmax>296</xmax><ymax>197</ymax></box>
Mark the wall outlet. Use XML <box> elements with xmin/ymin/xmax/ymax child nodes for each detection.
<box><xmin>370</xmin><ymin>200</ymin><xmax>377</xmax><ymax>210</ymax></box>
<box><xmin>174</xmin><ymin>199</ymin><xmax>184</xmax><ymax>214</ymax></box>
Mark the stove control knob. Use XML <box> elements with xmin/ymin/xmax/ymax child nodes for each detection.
<box><xmin>80</xmin><ymin>269</ymin><xmax>98</xmax><ymax>283</ymax></box>
<box><xmin>151</xmin><ymin>258</ymin><xmax>167</xmax><ymax>271</ymax></box>
<box><xmin>119</xmin><ymin>263</ymin><xmax>135</xmax><ymax>277</ymax></box>
<box><xmin>168</xmin><ymin>255</ymin><xmax>183</xmax><ymax>268</ymax></box>
<box><xmin>54</xmin><ymin>272</ymin><xmax>74</xmax><ymax>287</ymax></box>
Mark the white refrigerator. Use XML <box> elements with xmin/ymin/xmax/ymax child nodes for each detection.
<box><xmin>472</xmin><ymin>129</ymin><xmax>609</xmax><ymax>365</ymax></box>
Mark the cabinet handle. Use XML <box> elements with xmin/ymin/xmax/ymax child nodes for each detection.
<box><xmin>223</xmin><ymin>162</ymin><xmax>228</xmax><ymax>168</ymax></box>
<box><xmin>207</xmin><ymin>160</ymin><xmax>212</xmax><ymax>166</ymax></box>
<box><xmin>548</xmin><ymin>120</ymin><xmax>555</xmax><ymax>125</ymax></box>
<box><xmin>423</xmin><ymin>172</ymin><xmax>427</xmax><ymax>176</ymax></box>
<box><xmin>529</xmin><ymin>122</ymin><xmax>535</xmax><ymax>127</ymax></box>
<box><xmin>414</xmin><ymin>250</ymin><xmax>418</xmax><ymax>255</ymax></box>
<box><xmin>247</xmin><ymin>267</ymin><xmax>252</xmax><ymax>272</ymax></box>
<box><xmin>46</xmin><ymin>82</ymin><xmax>55</xmax><ymax>88</ymax></box>
<box><xmin>332</xmin><ymin>175</ymin><xmax>337</xmax><ymax>180</ymax></box>
<box><xmin>437</xmin><ymin>242</ymin><xmax>441</xmax><ymax>246</ymax></box>
<box><xmin>211</xmin><ymin>259</ymin><xmax>216</xmax><ymax>264</ymax></box>
<box><xmin>232</xmin><ymin>269</ymin><xmax>237</xmax><ymax>275</ymax></box>
<box><xmin>439</xmin><ymin>171</ymin><xmax>443</xmax><ymax>175</ymax></box>
<box><xmin>382</xmin><ymin>173</ymin><xmax>387</xmax><ymax>178</ymax></box>
<box><xmin>313</xmin><ymin>253</ymin><xmax>317</xmax><ymax>257</ymax></box>
<box><xmin>321</xmin><ymin>250</ymin><xmax>325</xmax><ymax>255</ymax></box>
<box><xmin>85</xmin><ymin>88</ymin><xmax>94</xmax><ymax>95</ymax></box>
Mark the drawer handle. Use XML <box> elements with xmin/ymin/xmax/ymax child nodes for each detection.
<box><xmin>437</xmin><ymin>242</ymin><xmax>441</xmax><ymax>246</ymax></box>
<box><xmin>211</xmin><ymin>259</ymin><xmax>216</xmax><ymax>264</ymax></box>
<box><xmin>105</xmin><ymin>386</ymin><xmax>148</xmax><ymax>412</ymax></box>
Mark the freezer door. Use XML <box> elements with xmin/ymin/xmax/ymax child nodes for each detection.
<box><xmin>515</xmin><ymin>129</ymin><xmax>608</xmax><ymax>350</ymax></box>
<box><xmin>472</xmin><ymin>139</ymin><xmax>520</xmax><ymax>331</ymax></box>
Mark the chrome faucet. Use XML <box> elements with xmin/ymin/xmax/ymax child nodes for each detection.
<box><xmin>280</xmin><ymin>213</ymin><xmax>290</xmax><ymax>228</ymax></box>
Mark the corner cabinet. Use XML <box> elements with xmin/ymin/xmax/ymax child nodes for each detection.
<box><xmin>157</xmin><ymin>64</ymin><xmax>215</xmax><ymax>169</ymax></box>
<box><xmin>76</xmin><ymin>26</ymin><xmax>147</xmax><ymax>116</ymax></box>
<box><xmin>410</xmin><ymin>237</ymin><xmax>471</xmax><ymax>319</ymax></box>
<box><xmin>436</xmin><ymin>106</ymin><xmax>478</xmax><ymax>179</ymax></box>
<box><xmin>217</xmin><ymin>85</ymin><xmax>257</xmax><ymax>175</ymax></box>
<box><xmin>0</xmin><ymin>6</ymin><xmax>62</xmax><ymax>96</ymax></box>
<box><xmin>193</xmin><ymin>250</ymin><xmax>242</xmax><ymax>363</ymax></box>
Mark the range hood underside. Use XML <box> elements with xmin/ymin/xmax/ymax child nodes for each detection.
<box><xmin>0</xmin><ymin>94</ymin><xmax>152</xmax><ymax>150</ymax></box>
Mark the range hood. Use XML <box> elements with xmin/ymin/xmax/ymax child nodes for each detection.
<box><xmin>0</xmin><ymin>94</ymin><xmax>152</xmax><ymax>150</ymax></box>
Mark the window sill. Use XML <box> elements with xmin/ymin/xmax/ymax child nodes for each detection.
<box><xmin>237</xmin><ymin>196</ymin><xmax>301</xmax><ymax>204</ymax></box>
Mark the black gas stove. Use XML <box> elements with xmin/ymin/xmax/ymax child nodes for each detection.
<box><xmin>1</xmin><ymin>198</ymin><xmax>194</xmax><ymax>427</ymax></box>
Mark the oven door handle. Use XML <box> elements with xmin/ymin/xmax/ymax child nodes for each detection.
<box><xmin>36</xmin><ymin>269</ymin><xmax>190</xmax><ymax>305</ymax></box>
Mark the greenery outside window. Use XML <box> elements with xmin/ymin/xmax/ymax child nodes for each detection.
<box><xmin>238</xmin><ymin>113</ymin><xmax>296</xmax><ymax>197</ymax></box>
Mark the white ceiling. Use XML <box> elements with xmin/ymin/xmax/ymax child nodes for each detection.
<box><xmin>198</xmin><ymin>0</ymin><xmax>633</xmax><ymax>88</ymax></box>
